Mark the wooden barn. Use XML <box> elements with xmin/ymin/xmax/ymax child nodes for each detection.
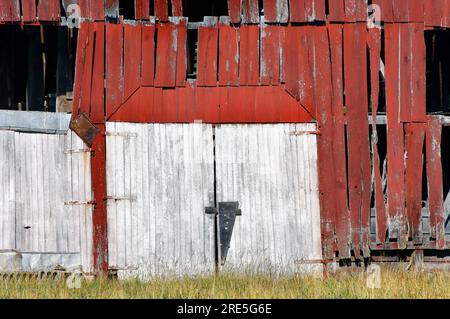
<box><xmin>0</xmin><ymin>0</ymin><xmax>449</xmax><ymax>278</ymax></box>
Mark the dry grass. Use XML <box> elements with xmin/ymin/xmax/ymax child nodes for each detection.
<box><xmin>0</xmin><ymin>266</ymin><xmax>449</xmax><ymax>299</ymax></box>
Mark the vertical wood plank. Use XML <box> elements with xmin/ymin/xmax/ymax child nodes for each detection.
<box><xmin>228</xmin><ymin>0</ymin><xmax>241</xmax><ymax>24</ymax></box>
<box><xmin>123</xmin><ymin>22</ymin><xmax>142</xmax><ymax>102</ymax></box>
<box><xmin>106</xmin><ymin>23</ymin><xmax>124</xmax><ymax>118</ymax></box>
<box><xmin>260</xmin><ymin>23</ymin><xmax>281</xmax><ymax>85</ymax></box>
<box><xmin>241</xmin><ymin>0</ymin><xmax>260</xmax><ymax>24</ymax></box>
<box><xmin>405</xmin><ymin>123</ymin><xmax>426</xmax><ymax>242</ymax></box>
<box><xmin>239</xmin><ymin>25</ymin><xmax>260</xmax><ymax>85</ymax></box>
<box><xmin>171</xmin><ymin>0</ymin><xmax>183</xmax><ymax>16</ymax></box>
<box><xmin>426</xmin><ymin>118</ymin><xmax>445</xmax><ymax>249</ymax></box>
<box><xmin>218</xmin><ymin>18</ymin><xmax>239</xmax><ymax>86</ymax></box>
<box><xmin>197</xmin><ymin>18</ymin><xmax>219</xmax><ymax>87</ymax></box>
<box><xmin>37</xmin><ymin>0</ymin><xmax>60</xmax><ymax>21</ymax></box>
<box><xmin>22</xmin><ymin>0</ymin><xmax>37</xmax><ymax>22</ymax></box>
<box><xmin>385</xmin><ymin>23</ymin><xmax>406</xmax><ymax>245</ymax></box>
<box><xmin>155</xmin><ymin>22</ymin><xmax>177</xmax><ymax>87</ymax></box>
<box><xmin>263</xmin><ymin>0</ymin><xmax>289</xmax><ymax>23</ymax></box>
<box><xmin>155</xmin><ymin>0</ymin><xmax>169</xmax><ymax>21</ymax></box>
<box><xmin>0</xmin><ymin>0</ymin><xmax>20</xmax><ymax>22</ymax></box>
<box><xmin>135</xmin><ymin>0</ymin><xmax>150</xmax><ymax>20</ymax></box>
<box><xmin>141</xmin><ymin>23</ymin><xmax>156</xmax><ymax>86</ymax></box>
<box><xmin>90</xmin><ymin>23</ymin><xmax>105</xmax><ymax>124</ymax></box>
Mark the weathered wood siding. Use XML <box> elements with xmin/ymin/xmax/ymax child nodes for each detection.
<box><xmin>106</xmin><ymin>122</ymin><xmax>322</xmax><ymax>277</ymax></box>
<box><xmin>106</xmin><ymin>122</ymin><xmax>216</xmax><ymax>278</ymax></box>
<box><xmin>215</xmin><ymin>124</ymin><xmax>322</xmax><ymax>274</ymax></box>
<box><xmin>0</xmin><ymin>129</ymin><xmax>93</xmax><ymax>272</ymax></box>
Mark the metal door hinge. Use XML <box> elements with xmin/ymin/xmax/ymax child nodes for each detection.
<box><xmin>205</xmin><ymin>202</ymin><xmax>242</xmax><ymax>266</ymax></box>
<box><xmin>64</xmin><ymin>200</ymin><xmax>95</xmax><ymax>206</ymax></box>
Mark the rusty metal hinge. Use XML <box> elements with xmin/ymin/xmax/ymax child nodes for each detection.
<box><xmin>105</xmin><ymin>195</ymin><xmax>137</xmax><ymax>202</ymax></box>
<box><xmin>289</xmin><ymin>130</ymin><xmax>321</xmax><ymax>136</ymax></box>
<box><xmin>104</xmin><ymin>132</ymin><xmax>138</xmax><ymax>138</ymax></box>
<box><xmin>64</xmin><ymin>149</ymin><xmax>92</xmax><ymax>155</ymax></box>
<box><xmin>64</xmin><ymin>200</ymin><xmax>95</xmax><ymax>206</ymax></box>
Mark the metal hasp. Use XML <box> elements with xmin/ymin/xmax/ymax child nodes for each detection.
<box><xmin>69</xmin><ymin>113</ymin><xmax>100</xmax><ymax>147</ymax></box>
<box><xmin>205</xmin><ymin>202</ymin><xmax>242</xmax><ymax>265</ymax></box>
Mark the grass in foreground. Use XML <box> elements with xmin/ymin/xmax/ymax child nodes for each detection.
<box><xmin>0</xmin><ymin>267</ymin><xmax>449</xmax><ymax>299</ymax></box>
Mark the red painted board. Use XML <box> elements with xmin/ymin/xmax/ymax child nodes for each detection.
<box><xmin>70</xmin><ymin>0</ymin><xmax>89</xmax><ymax>19</ymax></box>
<box><xmin>328</xmin><ymin>24</ymin><xmax>351</xmax><ymax>258</ymax></box>
<box><xmin>290</xmin><ymin>0</ymin><xmax>326</xmax><ymax>22</ymax></box>
<box><xmin>104</xmin><ymin>0</ymin><xmax>119</xmax><ymax>19</ymax></box>
<box><xmin>344</xmin><ymin>0</ymin><xmax>369</xmax><ymax>22</ymax></box>
<box><xmin>260</xmin><ymin>24</ymin><xmax>281</xmax><ymax>85</ymax></box>
<box><xmin>174</xmin><ymin>20</ymin><xmax>185</xmax><ymax>86</ymax></box>
<box><xmin>426</xmin><ymin>117</ymin><xmax>445</xmax><ymax>249</ymax></box>
<box><xmin>72</xmin><ymin>22</ymin><xmax>89</xmax><ymax>118</ymax></box>
<box><xmin>123</xmin><ymin>23</ymin><xmax>142</xmax><ymax>103</ymax></box>
<box><xmin>196</xmin><ymin>87</ymin><xmax>221</xmax><ymax>123</ymax></box>
<box><xmin>110</xmin><ymin>85</ymin><xmax>313</xmax><ymax>123</ymax></box>
<box><xmin>263</xmin><ymin>0</ymin><xmax>289</xmax><ymax>23</ymax></box>
<box><xmin>282</xmin><ymin>26</ymin><xmax>315</xmax><ymax>117</ymax></box>
<box><xmin>228</xmin><ymin>0</ymin><xmax>241</xmax><ymax>24</ymax></box>
<box><xmin>197</xmin><ymin>18</ymin><xmax>219</xmax><ymax>87</ymax></box>
<box><xmin>241</xmin><ymin>0</ymin><xmax>260</xmax><ymax>23</ymax></box>
<box><xmin>89</xmin><ymin>0</ymin><xmax>105</xmax><ymax>20</ymax></box>
<box><xmin>410</xmin><ymin>24</ymin><xmax>427</xmax><ymax>122</ymax></box>
<box><xmin>155</xmin><ymin>0</ymin><xmax>169</xmax><ymax>21</ymax></box>
<box><xmin>37</xmin><ymin>0</ymin><xmax>60</xmax><ymax>21</ymax></box>
<box><xmin>289</xmin><ymin>0</ymin><xmax>307</xmax><ymax>22</ymax></box>
<box><xmin>313</xmin><ymin>26</ymin><xmax>337</xmax><ymax>260</ymax></box>
<box><xmin>106</xmin><ymin>23</ymin><xmax>124</xmax><ymax>119</ymax></box>
<box><xmin>172</xmin><ymin>0</ymin><xmax>183</xmax><ymax>16</ymax></box>
<box><xmin>0</xmin><ymin>0</ymin><xmax>20</xmax><ymax>22</ymax></box>
<box><xmin>90</xmin><ymin>23</ymin><xmax>105</xmax><ymax>124</ymax></box>
<box><xmin>79</xmin><ymin>24</ymin><xmax>95</xmax><ymax>116</ymax></box>
<box><xmin>424</xmin><ymin>0</ymin><xmax>444</xmax><ymax>27</ymax></box>
<box><xmin>22</xmin><ymin>0</ymin><xmax>37</xmax><ymax>22</ymax></box>
<box><xmin>141</xmin><ymin>23</ymin><xmax>156</xmax><ymax>86</ymax></box>
<box><xmin>368</xmin><ymin>27</ymin><xmax>387</xmax><ymax>244</ymax></box>
<box><xmin>405</xmin><ymin>123</ymin><xmax>426</xmax><ymax>242</ymax></box>
<box><xmin>343</xmin><ymin>23</ymin><xmax>371</xmax><ymax>257</ymax></box>
<box><xmin>385</xmin><ymin>23</ymin><xmax>407</xmax><ymax>245</ymax></box>
<box><xmin>328</xmin><ymin>0</ymin><xmax>345</xmax><ymax>21</ymax></box>
<box><xmin>91</xmin><ymin>123</ymin><xmax>108</xmax><ymax>273</ymax></box>
<box><xmin>218</xmin><ymin>21</ymin><xmax>239</xmax><ymax>86</ymax></box>
<box><xmin>398</xmin><ymin>24</ymin><xmax>426</xmax><ymax>123</ymax></box>
<box><xmin>239</xmin><ymin>25</ymin><xmax>260</xmax><ymax>86</ymax></box>
<box><xmin>372</xmin><ymin>0</ymin><xmax>393</xmax><ymax>23</ymax></box>
<box><xmin>135</xmin><ymin>0</ymin><xmax>150</xmax><ymax>20</ymax></box>
<box><xmin>155</xmin><ymin>22</ymin><xmax>177</xmax><ymax>87</ymax></box>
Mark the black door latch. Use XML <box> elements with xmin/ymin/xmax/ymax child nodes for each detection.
<box><xmin>205</xmin><ymin>202</ymin><xmax>242</xmax><ymax>265</ymax></box>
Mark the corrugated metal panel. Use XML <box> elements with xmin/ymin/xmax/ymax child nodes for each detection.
<box><xmin>106</xmin><ymin>122</ymin><xmax>216</xmax><ymax>279</ymax></box>
<box><xmin>215</xmin><ymin>124</ymin><xmax>322</xmax><ymax>274</ymax></box>
<box><xmin>0</xmin><ymin>130</ymin><xmax>93</xmax><ymax>272</ymax></box>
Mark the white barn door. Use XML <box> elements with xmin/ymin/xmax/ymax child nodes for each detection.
<box><xmin>106</xmin><ymin>123</ymin><xmax>216</xmax><ymax>278</ymax></box>
<box><xmin>214</xmin><ymin>124</ymin><xmax>323</xmax><ymax>274</ymax></box>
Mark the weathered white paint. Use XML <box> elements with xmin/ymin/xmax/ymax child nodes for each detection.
<box><xmin>0</xmin><ymin>130</ymin><xmax>93</xmax><ymax>272</ymax></box>
<box><xmin>215</xmin><ymin>124</ymin><xmax>322</xmax><ymax>275</ymax></box>
<box><xmin>106</xmin><ymin>123</ymin><xmax>216</xmax><ymax>279</ymax></box>
<box><xmin>106</xmin><ymin>122</ymin><xmax>322</xmax><ymax>277</ymax></box>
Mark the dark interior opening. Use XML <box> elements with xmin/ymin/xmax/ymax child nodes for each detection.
<box><xmin>0</xmin><ymin>25</ymin><xmax>77</xmax><ymax>112</ymax></box>
<box><xmin>442</xmin><ymin>127</ymin><xmax>450</xmax><ymax>233</ymax></box>
<box><xmin>186</xmin><ymin>28</ymin><xmax>198</xmax><ymax>78</ymax></box>
<box><xmin>183</xmin><ymin>0</ymin><xmax>228</xmax><ymax>22</ymax></box>
<box><xmin>119</xmin><ymin>0</ymin><xmax>135</xmax><ymax>20</ymax></box>
<box><xmin>425</xmin><ymin>29</ymin><xmax>450</xmax><ymax>114</ymax></box>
